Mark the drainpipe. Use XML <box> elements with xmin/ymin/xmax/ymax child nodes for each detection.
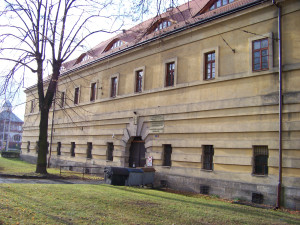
<box><xmin>273</xmin><ymin>0</ymin><xmax>282</xmax><ymax>209</ymax></box>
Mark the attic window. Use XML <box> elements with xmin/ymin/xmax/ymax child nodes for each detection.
<box><xmin>210</xmin><ymin>0</ymin><xmax>234</xmax><ymax>10</ymax></box>
<box><xmin>111</xmin><ymin>40</ymin><xmax>123</xmax><ymax>50</ymax></box>
<box><xmin>155</xmin><ymin>20</ymin><xmax>172</xmax><ymax>32</ymax></box>
<box><xmin>60</xmin><ymin>66</ymin><xmax>66</xmax><ymax>73</ymax></box>
<box><xmin>82</xmin><ymin>54</ymin><xmax>92</xmax><ymax>61</ymax></box>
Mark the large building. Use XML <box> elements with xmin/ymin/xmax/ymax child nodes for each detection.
<box><xmin>0</xmin><ymin>101</ymin><xmax>23</xmax><ymax>151</ymax></box>
<box><xmin>21</xmin><ymin>0</ymin><xmax>300</xmax><ymax>209</ymax></box>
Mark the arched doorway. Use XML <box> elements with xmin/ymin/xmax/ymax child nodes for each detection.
<box><xmin>128</xmin><ymin>137</ymin><xmax>146</xmax><ymax>167</ymax></box>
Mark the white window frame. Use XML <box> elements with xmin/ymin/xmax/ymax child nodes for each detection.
<box><xmin>109</xmin><ymin>73</ymin><xmax>119</xmax><ymax>98</ymax></box>
<box><xmin>248</xmin><ymin>32</ymin><xmax>273</xmax><ymax>73</ymax></box>
<box><xmin>133</xmin><ymin>66</ymin><xmax>145</xmax><ymax>93</ymax></box>
<box><xmin>164</xmin><ymin>57</ymin><xmax>178</xmax><ymax>87</ymax></box>
<box><xmin>201</xmin><ymin>46</ymin><xmax>219</xmax><ymax>81</ymax></box>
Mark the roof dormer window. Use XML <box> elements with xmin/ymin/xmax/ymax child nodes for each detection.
<box><xmin>210</xmin><ymin>0</ymin><xmax>234</xmax><ymax>10</ymax></box>
<box><xmin>82</xmin><ymin>54</ymin><xmax>92</xmax><ymax>61</ymax></box>
<box><xmin>155</xmin><ymin>20</ymin><xmax>172</xmax><ymax>32</ymax></box>
<box><xmin>111</xmin><ymin>40</ymin><xmax>123</xmax><ymax>50</ymax></box>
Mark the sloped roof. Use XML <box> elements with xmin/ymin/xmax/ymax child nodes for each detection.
<box><xmin>0</xmin><ymin>111</ymin><xmax>23</xmax><ymax>123</ymax></box>
<box><xmin>58</xmin><ymin>0</ymin><xmax>262</xmax><ymax>73</ymax></box>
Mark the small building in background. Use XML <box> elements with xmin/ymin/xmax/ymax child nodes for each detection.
<box><xmin>0</xmin><ymin>101</ymin><xmax>23</xmax><ymax>151</ymax></box>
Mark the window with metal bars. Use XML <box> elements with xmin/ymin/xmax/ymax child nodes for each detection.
<box><xmin>253</xmin><ymin>146</ymin><xmax>268</xmax><ymax>175</ymax></box>
<box><xmin>74</xmin><ymin>87</ymin><xmax>80</xmax><ymax>105</ymax></box>
<box><xmin>107</xmin><ymin>142</ymin><xmax>114</xmax><ymax>161</ymax></box>
<box><xmin>90</xmin><ymin>83</ymin><xmax>96</xmax><ymax>101</ymax></box>
<box><xmin>27</xmin><ymin>141</ymin><xmax>30</xmax><ymax>153</ymax></box>
<box><xmin>202</xmin><ymin>145</ymin><xmax>214</xmax><ymax>170</ymax></box>
<box><xmin>87</xmin><ymin>142</ymin><xmax>92</xmax><ymax>159</ymax></box>
<box><xmin>252</xmin><ymin>38</ymin><xmax>269</xmax><ymax>71</ymax></box>
<box><xmin>135</xmin><ymin>70</ymin><xmax>143</xmax><ymax>92</ymax></box>
<box><xmin>57</xmin><ymin>142</ymin><xmax>61</xmax><ymax>156</ymax></box>
<box><xmin>111</xmin><ymin>77</ymin><xmax>117</xmax><ymax>97</ymax></box>
<box><xmin>163</xmin><ymin>144</ymin><xmax>172</xmax><ymax>166</ymax></box>
<box><xmin>70</xmin><ymin>142</ymin><xmax>76</xmax><ymax>157</ymax></box>
<box><xmin>165</xmin><ymin>62</ymin><xmax>175</xmax><ymax>87</ymax></box>
<box><xmin>60</xmin><ymin>92</ymin><xmax>65</xmax><ymax>108</ymax></box>
<box><xmin>204</xmin><ymin>52</ymin><xmax>215</xmax><ymax>80</ymax></box>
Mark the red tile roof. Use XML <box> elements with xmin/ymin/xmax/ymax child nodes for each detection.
<box><xmin>62</xmin><ymin>0</ymin><xmax>262</xmax><ymax>72</ymax></box>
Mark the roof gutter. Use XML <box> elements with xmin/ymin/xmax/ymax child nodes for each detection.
<box><xmin>60</xmin><ymin>0</ymin><xmax>269</xmax><ymax>77</ymax></box>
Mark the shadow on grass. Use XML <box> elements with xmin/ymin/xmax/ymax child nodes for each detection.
<box><xmin>108</xmin><ymin>185</ymin><xmax>300</xmax><ymax>224</ymax></box>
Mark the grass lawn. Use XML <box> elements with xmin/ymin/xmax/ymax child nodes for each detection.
<box><xmin>0</xmin><ymin>157</ymin><xmax>102</xmax><ymax>179</ymax></box>
<box><xmin>0</xmin><ymin>157</ymin><xmax>299</xmax><ymax>224</ymax></box>
<box><xmin>0</xmin><ymin>184</ymin><xmax>299</xmax><ymax>225</ymax></box>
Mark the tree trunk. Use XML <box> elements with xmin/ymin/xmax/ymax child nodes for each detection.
<box><xmin>35</xmin><ymin>107</ymin><xmax>49</xmax><ymax>174</ymax></box>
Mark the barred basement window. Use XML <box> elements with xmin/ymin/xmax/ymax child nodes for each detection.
<box><xmin>57</xmin><ymin>142</ymin><xmax>61</xmax><ymax>156</ymax></box>
<box><xmin>107</xmin><ymin>142</ymin><xmax>114</xmax><ymax>161</ymax></box>
<box><xmin>163</xmin><ymin>144</ymin><xmax>172</xmax><ymax>166</ymax></box>
<box><xmin>87</xmin><ymin>142</ymin><xmax>92</xmax><ymax>159</ymax></box>
<box><xmin>202</xmin><ymin>145</ymin><xmax>214</xmax><ymax>170</ymax></box>
<box><xmin>71</xmin><ymin>142</ymin><xmax>76</xmax><ymax>157</ymax></box>
<box><xmin>253</xmin><ymin>146</ymin><xmax>268</xmax><ymax>175</ymax></box>
<box><xmin>27</xmin><ymin>141</ymin><xmax>30</xmax><ymax>153</ymax></box>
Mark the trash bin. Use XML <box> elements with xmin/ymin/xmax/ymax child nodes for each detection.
<box><xmin>141</xmin><ymin>167</ymin><xmax>155</xmax><ymax>187</ymax></box>
<box><xmin>125</xmin><ymin>168</ymin><xmax>144</xmax><ymax>186</ymax></box>
<box><xmin>104</xmin><ymin>167</ymin><xmax>129</xmax><ymax>186</ymax></box>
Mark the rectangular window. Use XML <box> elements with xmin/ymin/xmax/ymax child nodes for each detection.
<box><xmin>87</xmin><ymin>142</ymin><xmax>92</xmax><ymax>159</ymax></box>
<box><xmin>27</xmin><ymin>141</ymin><xmax>30</xmax><ymax>153</ymax></box>
<box><xmin>107</xmin><ymin>142</ymin><xmax>114</xmax><ymax>161</ymax></box>
<box><xmin>253</xmin><ymin>146</ymin><xmax>268</xmax><ymax>175</ymax></box>
<box><xmin>74</xmin><ymin>87</ymin><xmax>80</xmax><ymax>105</ymax></box>
<box><xmin>205</xmin><ymin>52</ymin><xmax>215</xmax><ymax>80</ymax></box>
<box><xmin>163</xmin><ymin>144</ymin><xmax>172</xmax><ymax>166</ymax></box>
<box><xmin>111</xmin><ymin>77</ymin><xmax>117</xmax><ymax>97</ymax></box>
<box><xmin>30</xmin><ymin>100</ymin><xmax>34</xmax><ymax>113</ymax></box>
<box><xmin>35</xmin><ymin>141</ymin><xmax>39</xmax><ymax>153</ymax></box>
<box><xmin>90</xmin><ymin>83</ymin><xmax>96</xmax><ymax>101</ymax></box>
<box><xmin>202</xmin><ymin>145</ymin><xmax>214</xmax><ymax>170</ymax></box>
<box><xmin>57</xmin><ymin>142</ymin><xmax>61</xmax><ymax>156</ymax></box>
<box><xmin>70</xmin><ymin>142</ymin><xmax>76</xmax><ymax>157</ymax></box>
<box><xmin>165</xmin><ymin>62</ymin><xmax>175</xmax><ymax>87</ymax></box>
<box><xmin>252</xmin><ymin>38</ymin><xmax>269</xmax><ymax>71</ymax></box>
<box><xmin>135</xmin><ymin>70</ymin><xmax>143</xmax><ymax>93</ymax></box>
<box><xmin>60</xmin><ymin>92</ymin><xmax>65</xmax><ymax>108</ymax></box>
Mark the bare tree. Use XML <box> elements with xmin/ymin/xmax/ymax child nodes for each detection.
<box><xmin>0</xmin><ymin>0</ymin><xmax>130</xmax><ymax>174</ymax></box>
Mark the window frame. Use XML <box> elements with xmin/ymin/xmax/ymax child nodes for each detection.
<box><xmin>164</xmin><ymin>57</ymin><xmax>177</xmax><ymax>87</ymax></box>
<box><xmin>202</xmin><ymin>145</ymin><xmax>214</xmax><ymax>171</ymax></box>
<box><xmin>70</xmin><ymin>142</ymin><xmax>76</xmax><ymax>157</ymax></box>
<box><xmin>30</xmin><ymin>99</ymin><xmax>35</xmax><ymax>113</ymax></box>
<box><xmin>249</xmin><ymin>33</ymin><xmax>273</xmax><ymax>73</ymax></box>
<box><xmin>87</xmin><ymin>142</ymin><xmax>92</xmax><ymax>159</ymax></box>
<box><xmin>201</xmin><ymin>47</ymin><xmax>219</xmax><ymax>81</ymax></box>
<box><xmin>252</xmin><ymin>145</ymin><xmax>269</xmax><ymax>176</ymax></box>
<box><xmin>57</xmin><ymin>142</ymin><xmax>61</xmax><ymax>156</ymax></box>
<box><xmin>204</xmin><ymin>51</ymin><xmax>216</xmax><ymax>80</ymax></box>
<box><xmin>60</xmin><ymin>91</ymin><xmax>66</xmax><ymax>108</ymax></box>
<box><xmin>134</xmin><ymin>66</ymin><xmax>145</xmax><ymax>93</ymax></box>
<box><xmin>163</xmin><ymin>144</ymin><xmax>172</xmax><ymax>167</ymax></box>
<box><xmin>107</xmin><ymin>142</ymin><xmax>114</xmax><ymax>161</ymax></box>
<box><xmin>252</xmin><ymin>38</ymin><xmax>269</xmax><ymax>72</ymax></box>
<box><xmin>90</xmin><ymin>82</ymin><xmax>97</xmax><ymax>102</ymax></box>
<box><xmin>74</xmin><ymin>86</ymin><xmax>80</xmax><ymax>105</ymax></box>
<box><xmin>109</xmin><ymin>73</ymin><xmax>119</xmax><ymax>98</ymax></box>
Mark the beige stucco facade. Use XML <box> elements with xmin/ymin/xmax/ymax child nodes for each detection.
<box><xmin>22</xmin><ymin>0</ymin><xmax>300</xmax><ymax>209</ymax></box>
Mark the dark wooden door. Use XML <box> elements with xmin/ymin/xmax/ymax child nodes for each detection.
<box><xmin>129</xmin><ymin>137</ymin><xmax>146</xmax><ymax>167</ymax></box>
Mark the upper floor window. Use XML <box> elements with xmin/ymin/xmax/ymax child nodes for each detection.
<box><xmin>74</xmin><ymin>87</ymin><xmax>80</xmax><ymax>105</ymax></box>
<box><xmin>210</xmin><ymin>0</ymin><xmax>234</xmax><ymax>10</ymax></box>
<box><xmin>90</xmin><ymin>82</ymin><xmax>96</xmax><ymax>102</ymax></box>
<box><xmin>253</xmin><ymin>146</ymin><xmax>268</xmax><ymax>175</ymax></box>
<box><xmin>252</xmin><ymin>38</ymin><xmax>269</xmax><ymax>71</ymax></box>
<box><xmin>111</xmin><ymin>77</ymin><xmax>118</xmax><ymax>98</ymax></box>
<box><xmin>155</xmin><ymin>20</ymin><xmax>172</xmax><ymax>31</ymax></box>
<box><xmin>165</xmin><ymin>62</ymin><xmax>175</xmax><ymax>87</ymax></box>
<box><xmin>135</xmin><ymin>70</ymin><xmax>143</xmax><ymax>93</ymax></box>
<box><xmin>205</xmin><ymin>52</ymin><xmax>215</xmax><ymax>80</ymax></box>
<box><xmin>30</xmin><ymin>99</ymin><xmax>35</xmax><ymax>113</ymax></box>
<box><xmin>60</xmin><ymin>91</ymin><xmax>65</xmax><ymax>108</ymax></box>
